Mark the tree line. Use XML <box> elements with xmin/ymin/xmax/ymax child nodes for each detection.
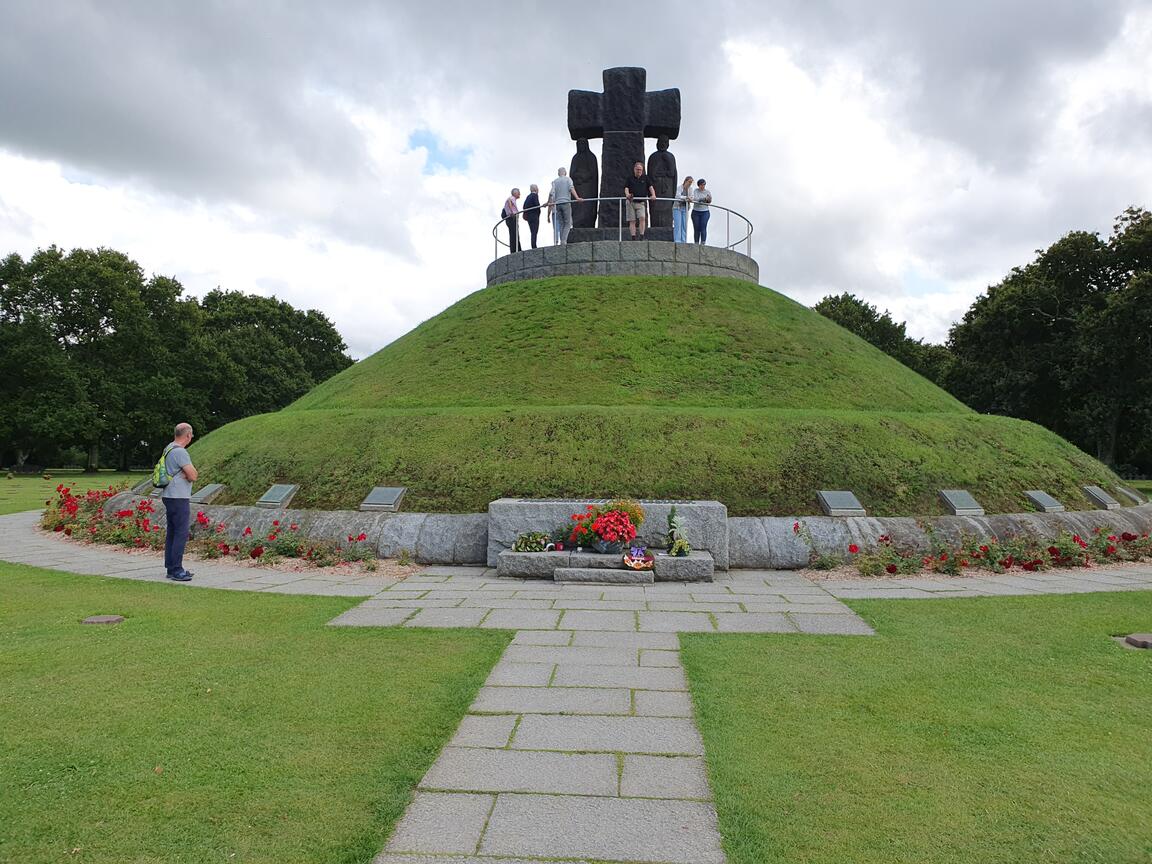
<box><xmin>0</xmin><ymin>246</ymin><xmax>353</xmax><ymax>470</ymax></box>
<box><xmin>816</xmin><ymin>207</ymin><xmax>1152</xmax><ymax>476</ymax></box>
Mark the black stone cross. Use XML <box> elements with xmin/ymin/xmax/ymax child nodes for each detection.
<box><xmin>568</xmin><ymin>67</ymin><xmax>681</xmax><ymax>229</ymax></box>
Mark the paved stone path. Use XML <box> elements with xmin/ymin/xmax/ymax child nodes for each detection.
<box><xmin>4</xmin><ymin>509</ymin><xmax>1151</xmax><ymax>864</ymax></box>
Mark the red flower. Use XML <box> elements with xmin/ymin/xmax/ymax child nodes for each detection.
<box><xmin>848</xmin><ymin>544</ymin><xmax>859</xmax><ymax>554</ymax></box>
<box><xmin>249</xmin><ymin>545</ymin><xmax>265</xmax><ymax>558</ymax></box>
<box><xmin>885</xmin><ymin>563</ymin><xmax>898</xmax><ymax>574</ymax></box>
<box><xmin>1105</xmin><ymin>544</ymin><xmax>1117</xmax><ymax>556</ymax></box>
<box><xmin>116</xmin><ymin>509</ymin><xmax>134</xmax><ymax>518</ymax></box>
<box><xmin>878</xmin><ymin>534</ymin><xmax>891</xmax><ymax>544</ymax></box>
<box><xmin>348</xmin><ymin>534</ymin><xmax>355</xmax><ymax>542</ymax></box>
<box><xmin>243</xmin><ymin>526</ymin><xmax>252</xmax><ymax>536</ymax></box>
<box><xmin>793</xmin><ymin>521</ymin><xmax>801</xmax><ymax>535</ymax></box>
<box><xmin>960</xmin><ymin>559</ymin><xmax>969</xmax><ymax>567</ymax></box>
<box><xmin>357</xmin><ymin>532</ymin><xmax>367</xmax><ymax>542</ymax></box>
<box><xmin>290</xmin><ymin>523</ymin><xmax>299</xmax><ymax>531</ymax></box>
<box><xmin>273</xmin><ymin>520</ymin><xmax>280</xmax><ymax>527</ymax></box>
<box><xmin>196</xmin><ymin>511</ymin><xmax>210</xmax><ymax>526</ymax></box>
<box><xmin>268</xmin><ymin>533</ymin><xmax>277</xmax><ymax>541</ymax></box>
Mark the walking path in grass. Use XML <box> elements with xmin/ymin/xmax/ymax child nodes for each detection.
<box><xmin>4</xmin><ymin>509</ymin><xmax>1151</xmax><ymax>864</ymax></box>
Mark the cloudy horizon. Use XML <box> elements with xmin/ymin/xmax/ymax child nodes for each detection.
<box><xmin>2</xmin><ymin>0</ymin><xmax>1150</xmax><ymax>358</ymax></box>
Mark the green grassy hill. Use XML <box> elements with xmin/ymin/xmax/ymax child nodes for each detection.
<box><xmin>192</xmin><ymin>276</ymin><xmax>1121</xmax><ymax>515</ymax></box>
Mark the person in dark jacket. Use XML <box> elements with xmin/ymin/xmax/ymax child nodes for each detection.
<box><xmin>522</xmin><ymin>184</ymin><xmax>542</xmax><ymax>249</ymax></box>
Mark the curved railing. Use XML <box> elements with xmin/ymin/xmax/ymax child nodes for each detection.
<box><xmin>491</xmin><ymin>196</ymin><xmax>753</xmax><ymax>259</ymax></box>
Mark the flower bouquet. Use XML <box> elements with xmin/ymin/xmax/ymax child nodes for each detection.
<box><xmin>569</xmin><ymin>499</ymin><xmax>644</xmax><ymax>554</ymax></box>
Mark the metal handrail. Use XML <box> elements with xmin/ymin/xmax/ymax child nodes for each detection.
<box><xmin>492</xmin><ymin>196</ymin><xmax>753</xmax><ymax>260</ymax></box>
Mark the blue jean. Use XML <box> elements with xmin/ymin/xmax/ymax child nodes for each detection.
<box><xmin>692</xmin><ymin>209</ymin><xmax>710</xmax><ymax>244</ymax></box>
<box><xmin>163</xmin><ymin>497</ymin><xmax>190</xmax><ymax>575</ymax></box>
<box><xmin>673</xmin><ymin>207</ymin><xmax>687</xmax><ymax>243</ymax></box>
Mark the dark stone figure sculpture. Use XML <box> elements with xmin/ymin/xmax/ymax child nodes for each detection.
<box><xmin>647</xmin><ymin>135</ymin><xmax>677</xmax><ymax>228</ymax></box>
<box><xmin>568</xmin><ymin>67</ymin><xmax>680</xmax><ymax>231</ymax></box>
<box><xmin>570</xmin><ymin>138</ymin><xmax>599</xmax><ymax>229</ymax></box>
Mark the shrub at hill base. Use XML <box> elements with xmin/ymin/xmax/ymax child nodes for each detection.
<box><xmin>190</xmin><ymin>276</ymin><xmax>1124</xmax><ymax>516</ymax></box>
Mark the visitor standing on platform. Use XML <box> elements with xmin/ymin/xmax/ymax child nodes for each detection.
<box><xmin>546</xmin><ymin>189</ymin><xmax>560</xmax><ymax>245</ymax></box>
<box><xmin>159</xmin><ymin>423</ymin><xmax>197</xmax><ymax>581</ymax></box>
<box><xmin>523</xmin><ymin>184</ymin><xmax>541</xmax><ymax>249</ymax></box>
<box><xmin>673</xmin><ymin>175</ymin><xmax>693</xmax><ymax>243</ymax></box>
<box><xmin>624</xmin><ymin>161</ymin><xmax>656</xmax><ymax>240</ymax></box>
<box><xmin>502</xmin><ymin>188</ymin><xmax>521</xmax><ymax>252</ymax></box>
<box><xmin>549</xmin><ymin>168</ymin><xmax>581</xmax><ymax>244</ymax></box>
<box><xmin>691</xmin><ymin>178</ymin><xmax>712</xmax><ymax>244</ymax></box>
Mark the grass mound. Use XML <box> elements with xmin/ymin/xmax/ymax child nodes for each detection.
<box><xmin>681</xmin><ymin>591</ymin><xmax>1152</xmax><ymax>863</ymax></box>
<box><xmin>192</xmin><ymin>276</ymin><xmax>1121</xmax><ymax>514</ymax></box>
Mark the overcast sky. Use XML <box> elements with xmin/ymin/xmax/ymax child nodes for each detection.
<box><xmin>2</xmin><ymin>1</ymin><xmax>1150</xmax><ymax>357</ymax></box>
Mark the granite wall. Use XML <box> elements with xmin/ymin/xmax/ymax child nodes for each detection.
<box><xmin>485</xmin><ymin>240</ymin><xmax>758</xmax><ymax>286</ymax></box>
<box><xmin>103</xmin><ymin>492</ymin><xmax>1152</xmax><ymax>570</ymax></box>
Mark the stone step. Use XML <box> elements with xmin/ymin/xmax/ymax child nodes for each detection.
<box><xmin>653</xmin><ymin>551</ymin><xmax>714</xmax><ymax>582</ymax></box>
<box><xmin>554</xmin><ymin>567</ymin><xmax>654</xmax><ymax>585</ymax></box>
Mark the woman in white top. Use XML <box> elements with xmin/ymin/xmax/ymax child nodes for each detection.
<box><xmin>690</xmin><ymin>178</ymin><xmax>712</xmax><ymax>245</ymax></box>
<box><xmin>673</xmin><ymin>176</ymin><xmax>694</xmax><ymax>244</ymax></box>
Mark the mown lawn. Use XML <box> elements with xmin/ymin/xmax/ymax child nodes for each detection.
<box><xmin>1130</xmin><ymin>479</ymin><xmax>1152</xmax><ymax>496</ymax></box>
<box><xmin>0</xmin><ymin>563</ymin><xmax>508</xmax><ymax>864</ymax></box>
<box><xmin>0</xmin><ymin>470</ymin><xmax>145</xmax><ymax>516</ymax></box>
<box><xmin>682</xmin><ymin>592</ymin><xmax>1152</xmax><ymax>864</ymax></box>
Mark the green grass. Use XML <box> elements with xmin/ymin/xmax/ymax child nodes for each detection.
<box><xmin>192</xmin><ymin>275</ymin><xmax>1122</xmax><ymax>515</ymax></box>
<box><xmin>191</xmin><ymin>405</ymin><xmax>1117</xmax><ymax>516</ymax></box>
<box><xmin>1130</xmin><ymin>479</ymin><xmax>1152</xmax><ymax>495</ymax></box>
<box><xmin>0</xmin><ymin>563</ymin><xmax>509</xmax><ymax>864</ymax></box>
<box><xmin>0</xmin><ymin>470</ymin><xmax>144</xmax><ymax>515</ymax></box>
<box><xmin>291</xmin><ymin>277</ymin><xmax>968</xmax><ymax>413</ymax></box>
<box><xmin>681</xmin><ymin>592</ymin><xmax>1152</xmax><ymax>864</ymax></box>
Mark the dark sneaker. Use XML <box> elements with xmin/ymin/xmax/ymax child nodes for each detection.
<box><xmin>166</xmin><ymin>571</ymin><xmax>192</xmax><ymax>582</ymax></box>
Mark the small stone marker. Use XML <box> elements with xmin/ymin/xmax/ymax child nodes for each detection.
<box><xmin>1117</xmin><ymin>486</ymin><xmax>1147</xmax><ymax>505</ymax></box>
<box><xmin>255</xmin><ymin>483</ymin><xmax>299</xmax><ymax>509</ymax></box>
<box><xmin>938</xmin><ymin>489</ymin><xmax>984</xmax><ymax>516</ymax></box>
<box><xmin>82</xmin><ymin>615</ymin><xmax>124</xmax><ymax>625</ymax></box>
<box><xmin>1124</xmin><ymin>633</ymin><xmax>1152</xmax><ymax>649</ymax></box>
<box><xmin>1082</xmin><ymin>485</ymin><xmax>1120</xmax><ymax>510</ymax></box>
<box><xmin>817</xmin><ymin>490</ymin><xmax>866</xmax><ymax>517</ymax></box>
<box><xmin>190</xmin><ymin>483</ymin><xmax>226</xmax><ymax>505</ymax></box>
<box><xmin>1024</xmin><ymin>490</ymin><xmax>1065</xmax><ymax>513</ymax></box>
<box><xmin>360</xmin><ymin>486</ymin><xmax>407</xmax><ymax>512</ymax></box>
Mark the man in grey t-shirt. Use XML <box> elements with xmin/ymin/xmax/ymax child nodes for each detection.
<box><xmin>161</xmin><ymin>422</ymin><xmax>198</xmax><ymax>581</ymax></box>
<box><xmin>549</xmin><ymin>167</ymin><xmax>582</xmax><ymax>245</ymax></box>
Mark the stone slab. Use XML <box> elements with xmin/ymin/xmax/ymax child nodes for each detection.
<box><xmin>327</xmin><ymin>607</ymin><xmax>414</xmax><ymax>627</ymax></box>
<box><xmin>384</xmin><ymin>791</ymin><xmax>493</xmax><ymax>854</ymax></box>
<box><xmin>621</xmin><ymin>755</ymin><xmax>712</xmax><ymax>799</ymax></box>
<box><xmin>450</xmin><ymin>714</ymin><xmax>517</xmax><ymax>748</ymax></box>
<box><xmin>634</xmin><ymin>689</ymin><xmax>694</xmax><ymax>717</ymax></box>
<box><xmin>714</xmin><ymin>612</ymin><xmax>797</xmax><ymax>632</ymax></box>
<box><xmin>501</xmin><ymin>645</ymin><xmax>635</xmax><ymax>666</ymax></box>
<box><xmin>638</xmin><ymin>611</ymin><xmax>716</xmax><ymax>632</ymax></box>
<box><xmin>558</xmin><ymin>610</ymin><xmax>638</xmax><ymax>631</ymax></box>
<box><xmin>570</xmin><ymin>630</ymin><xmax>679</xmax><ymax>649</ymax></box>
<box><xmin>938</xmin><ymin>489</ymin><xmax>985</xmax><ymax>516</ymax></box>
<box><xmin>551</xmin><ymin>664</ymin><xmax>687</xmax><ymax>690</ymax></box>
<box><xmin>1024</xmin><ymin>490</ymin><xmax>1065</xmax><ymax>513</ymax></box>
<box><xmin>359</xmin><ymin>486</ymin><xmax>406</xmax><ymax>512</ymax></box>
<box><xmin>189</xmin><ymin>483</ymin><xmax>226</xmax><ymax>505</ymax></box>
<box><xmin>1083</xmin><ymin>485</ymin><xmax>1121</xmax><ymax>510</ymax></box>
<box><xmin>817</xmin><ymin>490</ymin><xmax>867</xmax><ymax>517</ymax></box>
<box><xmin>497</xmin><ymin>550</ymin><xmax>569</xmax><ymax>578</ymax></box>
<box><xmin>639</xmin><ymin>649</ymin><xmax>682</xmax><ymax>667</ymax></box>
<box><xmin>511</xmin><ymin>715</ymin><xmax>704</xmax><ymax>754</ymax></box>
<box><xmin>421</xmin><ymin>747</ymin><xmax>618</xmax><ymax>795</ymax></box>
<box><xmin>404</xmin><ymin>608</ymin><xmax>489</xmax><ymax>628</ymax></box>
<box><xmin>472</xmin><ymin>685</ymin><xmax>631</xmax><ymax>715</ymax></box>
<box><xmin>479</xmin><ymin>609</ymin><xmax>561</xmax><ymax>630</ymax></box>
<box><xmin>486</xmin><ymin>662</ymin><xmax>555</xmax><ymax>687</ymax></box>
<box><xmin>255</xmin><ymin>483</ymin><xmax>299</xmax><ymax>509</ymax></box>
<box><xmin>480</xmin><ymin>794</ymin><xmax>725</xmax><ymax>863</ymax></box>
<box><xmin>554</xmin><ymin>567</ymin><xmax>653</xmax><ymax>584</ymax></box>
<box><xmin>652</xmin><ymin>551</ymin><xmax>714</xmax><ymax>582</ymax></box>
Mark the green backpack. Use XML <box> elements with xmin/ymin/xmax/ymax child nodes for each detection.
<box><xmin>151</xmin><ymin>443</ymin><xmax>178</xmax><ymax>489</ymax></box>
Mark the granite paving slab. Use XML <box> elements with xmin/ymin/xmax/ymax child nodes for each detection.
<box><xmin>421</xmin><ymin>747</ymin><xmax>618</xmax><ymax>795</ymax></box>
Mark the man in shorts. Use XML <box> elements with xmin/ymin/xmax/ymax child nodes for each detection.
<box><xmin>161</xmin><ymin>422</ymin><xmax>198</xmax><ymax>581</ymax></box>
<box><xmin>623</xmin><ymin>161</ymin><xmax>656</xmax><ymax>240</ymax></box>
